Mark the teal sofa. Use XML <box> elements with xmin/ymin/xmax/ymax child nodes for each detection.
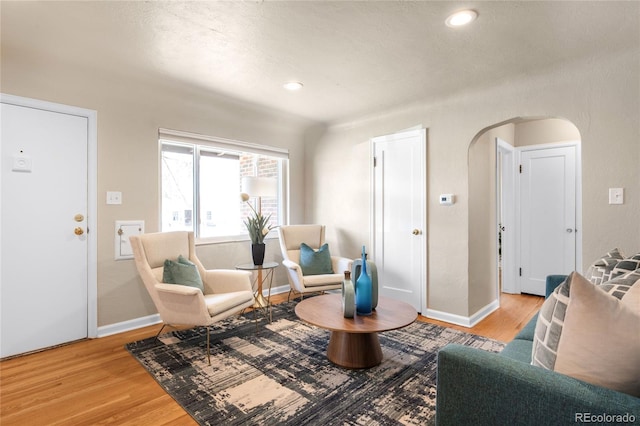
<box><xmin>435</xmin><ymin>275</ymin><xmax>640</xmax><ymax>425</ymax></box>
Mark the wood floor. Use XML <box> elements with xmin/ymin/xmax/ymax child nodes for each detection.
<box><xmin>0</xmin><ymin>292</ymin><xmax>543</xmax><ymax>425</ymax></box>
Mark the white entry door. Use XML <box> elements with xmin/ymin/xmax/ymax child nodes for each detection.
<box><xmin>1</xmin><ymin>99</ymin><xmax>91</xmax><ymax>357</ymax></box>
<box><xmin>519</xmin><ymin>145</ymin><xmax>576</xmax><ymax>296</ymax></box>
<box><xmin>372</xmin><ymin>129</ymin><xmax>426</xmax><ymax>313</ymax></box>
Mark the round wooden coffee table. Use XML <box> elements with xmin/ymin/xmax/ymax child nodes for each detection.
<box><xmin>295</xmin><ymin>294</ymin><xmax>417</xmax><ymax>369</ymax></box>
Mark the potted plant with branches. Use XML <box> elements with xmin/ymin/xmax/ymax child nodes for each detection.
<box><xmin>241</xmin><ymin>192</ymin><xmax>275</xmax><ymax>265</ymax></box>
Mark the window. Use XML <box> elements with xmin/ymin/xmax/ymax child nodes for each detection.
<box><xmin>159</xmin><ymin>129</ymin><xmax>288</xmax><ymax>241</ymax></box>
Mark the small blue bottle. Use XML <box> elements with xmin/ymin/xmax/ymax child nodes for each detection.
<box><xmin>355</xmin><ymin>245</ymin><xmax>372</xmax><ymax>316</ymax></box>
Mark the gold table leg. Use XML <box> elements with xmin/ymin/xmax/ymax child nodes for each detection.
<box><xmin>253</xmin><ymin>268</ymin><xmax>268</xmax><ymax>307</ymax></box>
<box><xmin>252</xmin><ymin>267</ymin><xmax>274</xmax><ymax>322</ymax></box>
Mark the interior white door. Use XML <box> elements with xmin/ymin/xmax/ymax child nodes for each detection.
<box><xmin>372</xmin><ymin>129</ymin><xmax>426</xmax><ymax>313</ymax></box>
<box><xmin>497</xmin><ymin>138</ymin><xmax>516</xmax><ymax>294</ymax></box>
<box><xmin>519</xmin><ymin>146</ymin><xmax>576</xmax><ymax>296</ymax></box>
<box><xmin>1</xmin><ymin>102</ymin><xmax>89</xmax><ymax>357</ymax></box>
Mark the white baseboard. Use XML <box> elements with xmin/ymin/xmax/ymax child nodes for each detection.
<box><xmin>97</xmin><ymin>313</ymin><xmax>162</xmax><ymax>338</ymax></box>
<box><xmin>468</xmin><ymin>299</ymin><xmax>500</xmax><ymax>327</ymax></box>
<box><xmin>263</xmin><ymin>284</ymin><xmax>290</xmax><ymax>297</ymax></box>
<box><xmin>96</xmin><ymin>284</ymin><xmax>292</xmax><ymax>338</ymax></box>
<box><xmin>425</xmin><ymin>298</ymin><xmax>500</xmax><ymax>328</ymax></box>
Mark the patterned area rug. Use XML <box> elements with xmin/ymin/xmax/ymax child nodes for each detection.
<box><xmin>126</xmin><ymin>301</ymin><xmax>505</xmax><ymax>425</ymax></box>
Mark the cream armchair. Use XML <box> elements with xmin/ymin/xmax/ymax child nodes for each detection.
<box><xmin>130</xmin><ymin>231</ymin><xmax>254</xmax><ymax>364</ymax></box>
<box><xmin>278</xmin><ymin>225</ymin><xmax>353</xmax><ymax>301</ymax></box>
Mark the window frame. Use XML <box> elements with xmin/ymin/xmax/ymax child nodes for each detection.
<box><xmin>158</xmin><ymin>128</ymin><xmax>289</xmax><ymax>245</ymax></box>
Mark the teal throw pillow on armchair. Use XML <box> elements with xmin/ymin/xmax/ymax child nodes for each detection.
<box><xmin>299</xmin><ymin>243</ymin><xmax>334</xmax><ymax>276</ymax></box>
<box><xmin>163</xmin><ymin>255</ymin><xmax>204</xmax><ymax>292</ymax></box>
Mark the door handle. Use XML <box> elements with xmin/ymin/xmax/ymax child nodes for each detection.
<box><xmin>412</xmin><ymin>229</ymin><xmax>422</xmax><ymax>235</ymax></box>
<box><xmin>566</xmin><ymin>228</ymin><xmax>573</xmax><ymax>233</ymax></box>
<box><xmin>74</xmin><ymin>227</ymin><xmax>85</xmax><ymax>236</ymax></box>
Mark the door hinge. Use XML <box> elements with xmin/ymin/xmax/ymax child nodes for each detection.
<box><xmin>519</xmin><ymin>164</ymin><xmax>522</xmax><ymax>173</ymax></box>
<box><xmin>373</xmin><ymin>157</ymin><xmax>377</xmax><ymax>167</ymax></box>
<box><xmin>519</xmin><ymin>267</ymin><xmax>522</xmax><ymax>276</ymax></box>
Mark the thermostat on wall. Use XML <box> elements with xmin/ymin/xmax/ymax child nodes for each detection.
<box><xmin>439</xmin><ymin>194</ymin><xmax>454</xmax><ymax>206</ymax></box>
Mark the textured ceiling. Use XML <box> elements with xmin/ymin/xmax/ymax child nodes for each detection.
<box><xmin>2</xmin><ymin>1</ymin><xmax>639</xmax><ymax>123</ymax></box>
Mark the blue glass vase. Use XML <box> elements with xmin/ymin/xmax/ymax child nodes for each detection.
<box><xmin>355</xmin><ymin>246</ymin><xmax>372</xmax><ymax>316</ymax></box>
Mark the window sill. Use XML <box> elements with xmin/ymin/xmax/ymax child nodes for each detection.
<box><xmin>195</xmin><ymin>234</ymin><xmax>279</xmax><ymax>246</ymax></box>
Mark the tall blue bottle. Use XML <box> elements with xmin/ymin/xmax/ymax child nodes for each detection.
<box><xmin>355</xmin><ymin>245</ymin><xmax>373</xmax><ymax>316</ymax></box>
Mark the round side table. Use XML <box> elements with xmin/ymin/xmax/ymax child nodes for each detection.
<box><xmin>235</xmin><ymin>261</ymin><xmax>279</xmax><ymax>322</ymax></box>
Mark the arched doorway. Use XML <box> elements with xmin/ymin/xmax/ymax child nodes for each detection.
<box><xmin>468</xmin><ymin>117</ymin><xmax>581</xmax><ymax>311</ymax></box>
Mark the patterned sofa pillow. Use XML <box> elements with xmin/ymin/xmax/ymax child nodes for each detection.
<box><xmin>531</xmin><ymin>274</ymin><xmax>572</xmax><ymax>370</ymax></box>
<box><xmin>531</xmin><ymin>269</ymin><xmax>637</xmax><ymax>369</ymax></box>
<box><xmin>531</xmin><ymin>272</ymin><xmax>640</xmax><ymax>396</ymax></box>
<box><xmin>584</xmin><ymin>248</ymin><xmax>625</xmax><ymax>284</ymax></box>
<box><xmin>608</xmin><ymin>252</ymin><xmax>640</xmax><ymax>281</ymax></box>
<box><xmin>554</xmin><ymin>273</ymin><xmax>640</xmax><ymax>396</ymax></box>
<box><xmin>598</xmin><ymin>269</ymin><xmax>640</xmax><ymax>300</ymax></box>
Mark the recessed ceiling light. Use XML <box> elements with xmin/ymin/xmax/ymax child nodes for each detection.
<box><xmin>445</xmin><ymin>10</ymin><xmax>478</xmax><ymax>27</ymax></box>
<box><xmin>283</xmin><ymin>81</ymin><xmax>304</xmax><ymax>91</ymax></box>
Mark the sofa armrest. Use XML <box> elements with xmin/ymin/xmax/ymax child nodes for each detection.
<box><xmin>201</xmin><ymin>269</ymin><xmax>252</xmax><ymax>294</ymax></box>
<box><xmin>154</xmin><ymin>283</ymin><xmax>212</xmax><ymax>324</ymax></box>
<box><xmin>155</xmin><ymin>283</ymin><xmax>201</xmax><ymax>296</ymax></box>
<box><xmin>331</xmin><ymin>256</ymin><xmax>353</xmax><ymax>276</ymax></box>
<box><xmin>546</xmin><ymin>274</ymin><xmax>568</xmax><ymax>298</ymax></box>
<box><xmin>282</xmin><ymin>259</ymin><xmax>300</xmax><ymax>271</ymax></box>
<box><xmin>282</xmin><ymin>259</ymin><xmax>305</xmax><ymax>292</ymax></box>
<box><xmin>436</xmin><ymin>344</ymin><xmax>640</xmax><ymax>426</ymax></box>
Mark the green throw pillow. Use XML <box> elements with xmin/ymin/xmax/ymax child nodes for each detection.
<box><xmin>162</xmin><ymin>255</ymin><xmax>204</xmax><ymax>292</ymax></box>
<box><xmin>299</xmin><ymin>243</ymin><xmax>334</xmax><ymax>276</ymax></box>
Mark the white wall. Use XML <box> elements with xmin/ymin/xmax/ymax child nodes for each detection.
<box><xmin>468</xmin><ymin>123</ymin><xmax>515</xmax><ymax>314</ymax></box>
<box><xmin>305</xmin><ymin>48</ymin><xmax>640</xmax><ymax>318</ymax></box>
<box><xmin>515</xmin><ymin>118</ymin><xmax>581</xmax><ymax>147</ymax></box>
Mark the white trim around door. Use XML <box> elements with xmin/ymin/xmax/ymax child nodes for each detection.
<box><xmin>515</xmin><ymin>141</ymin><xmax>582</xmax><ymax>295</ymax></box>
<box><xmin>371</xmin><ymin>128</ymin><xmax>427</xmax><ymax>314</ymax></box>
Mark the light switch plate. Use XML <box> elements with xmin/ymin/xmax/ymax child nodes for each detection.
<box><xmin>107</xmin><ymin>191</ymin><xmax>122</xmax><ymax>205</ymax></box>
<box><xmin>608</xmin><ymin>188</ymin><xmax>624</xmax><ymax>205</ymax></box>
<box><xmin>439</xmin><ymin>194</ymin><xmax>455</xmax><ymax>205</ymax></box>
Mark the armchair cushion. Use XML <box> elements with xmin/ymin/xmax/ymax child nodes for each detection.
<box><xmin>163</xmin><ymin>255</ymin><xmax>204</xmax><ymax>292</ymax></box>
<box><xmin>299</xmin><ymin>243</ymin><xmax>334</xmax><ymax>275</ymax></box>
<box><xmin>303</xmin><ymin>273</ymin><xmax>344</xmax><ymax>287</ymax></box>
<box><xmin>204</xmin><ymin>291</ymin><xmax>254</xmax><ymax>317</ymax></box>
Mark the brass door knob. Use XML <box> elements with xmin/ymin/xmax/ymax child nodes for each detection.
<box><xmin>412</xmin><ymin>229</ymin><xmax>422</xmax><ymax>235</ymax></box>
<box><xmin>74</xmin><ymin>227</ymin><xmax>84</xmax><ymax>236</ymax></box>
